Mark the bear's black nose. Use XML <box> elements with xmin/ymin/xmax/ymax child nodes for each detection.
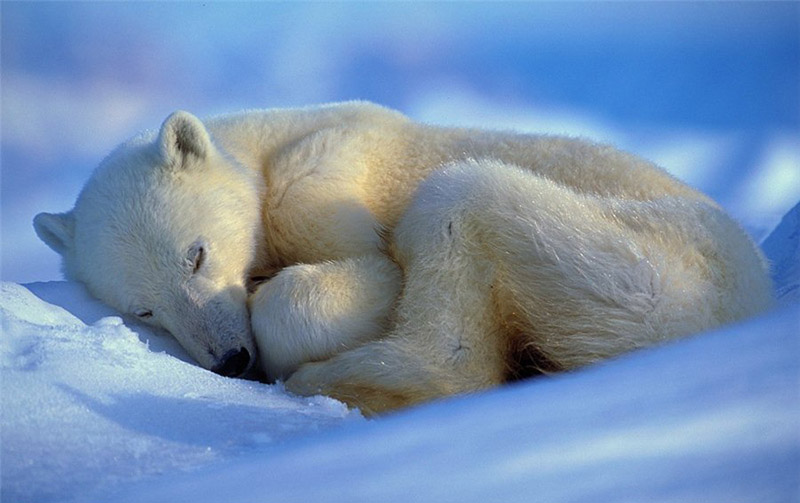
<box><xmin>212</xmin><ymin>348</ymin><xmax>251</xmax><ymax>377</ymax></box>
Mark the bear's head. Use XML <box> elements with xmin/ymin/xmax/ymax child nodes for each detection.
<box><xmin>34</xmin><ymin>111</ymin><xmax>263</xmax><ymax>377</ymax></box>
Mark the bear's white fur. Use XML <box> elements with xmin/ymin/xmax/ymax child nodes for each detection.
<box><xmin>35</xmin><ymin>101</ymin><xmax>773</xmax><ymax>413</ymax></box>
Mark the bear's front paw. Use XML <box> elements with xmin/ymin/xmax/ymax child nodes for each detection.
<box><xmin>284</xmin><ymin>361</ymin><xmax>329</xmax><ymax>397</ymax></box>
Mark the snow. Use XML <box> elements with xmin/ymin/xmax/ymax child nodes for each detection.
<box><xmin>2</xmin><ymin>204</ymin><xmax>798</xmax><ymax>503</ymax></box>
<box><xmin>762</xmin><ymin>202</ymin><xmax>800</xmax><ymax>305</ymax></box>
<box><xmin>2</xmin><ymin>4</ymin><xmax>799</xmax><ymax>502</ymax></box>
<box><xmin>1</xmin><ymin>283</ymin><xmax>362</xmax><ymax>503</ymax></box>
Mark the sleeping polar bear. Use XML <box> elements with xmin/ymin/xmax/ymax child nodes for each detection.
<box><xmin>34</xmin><ymin>101</ymin><xmax>773</xmax><ymax>414</ymax></box>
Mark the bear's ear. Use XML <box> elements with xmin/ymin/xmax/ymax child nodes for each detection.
<box><xmin>33</xmin><ymin>211</ymin><xmax>75</xmax><ymax>255</ymax></box>
<box><xmin>158</xmin><ymin>111</ymin><xmax>212</xmax><ymax>169</ymax></box>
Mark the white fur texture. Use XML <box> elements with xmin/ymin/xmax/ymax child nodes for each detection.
<box><xmin>34</xmin><ymin>101</ymin><xmax>773</xmax><ymax>412</ymax></box>
<box><xmin>249</xmin><ymin>255</ymin><xmax>401</xmax><ymax>381</ymax></box>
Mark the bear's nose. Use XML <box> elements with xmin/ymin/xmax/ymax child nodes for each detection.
<box><xmin>212</xmin><ymin>348</ymin><xmax>251</xmax><ymax>377</ymax></box>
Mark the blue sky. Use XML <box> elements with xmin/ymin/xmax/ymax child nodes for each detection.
<box><xmin>2</xmin><ymin>2</ymin><xmax>799</xmax><ymax>282</ymax></box>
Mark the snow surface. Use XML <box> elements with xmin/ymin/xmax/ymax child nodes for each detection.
<box><xmin>1</xmin><ymin>205</ymin><xmax>798</xmax><ymax>503</ymax></box>
<box><xmin>1</xmin><ymin>283</ymin><xmax>362</xmax><ymax>503</ymax></box>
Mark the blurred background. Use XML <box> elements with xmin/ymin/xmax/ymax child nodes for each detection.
<box><xmin>2</xmin><ymin>2</ymin><xmax>798</xmax><ymax>283</ymax></box>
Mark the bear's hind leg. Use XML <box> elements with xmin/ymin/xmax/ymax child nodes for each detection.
<box><xmin>283</xmin><ymin>219</ymin><xmax>508</xmax><ymax>414</ymax></box>
<box><xmin>286</xmin><ymin>165</ymin><xmax>516</xmax><ymax>413</ymax></box>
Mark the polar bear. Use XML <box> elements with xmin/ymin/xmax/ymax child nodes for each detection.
<box><xmin>34</xmin><ymin>101</ymin><xmax>773</xmax><ymax>414</ymax></box>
